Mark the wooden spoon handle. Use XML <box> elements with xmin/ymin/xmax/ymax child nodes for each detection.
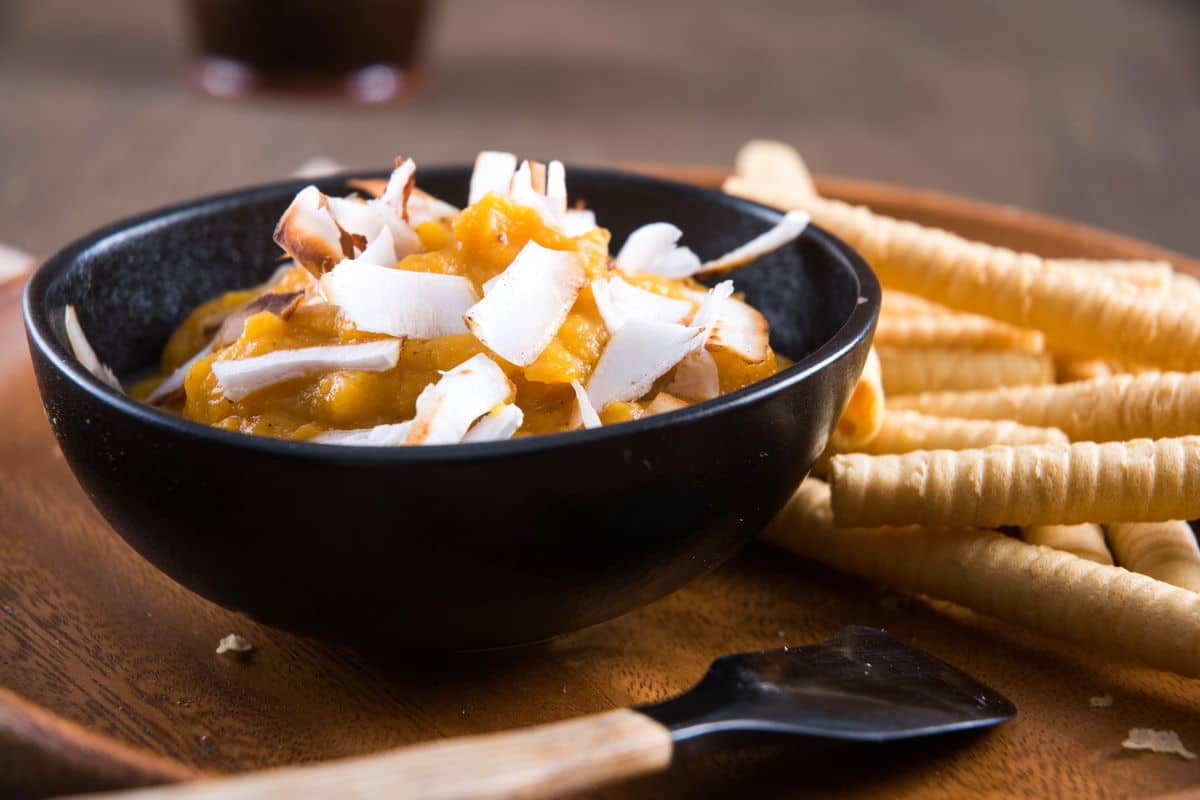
<box><xmin>69</xmin><ymin>709</ymin><xmax>674</xmax><ymax>800</ymax></box>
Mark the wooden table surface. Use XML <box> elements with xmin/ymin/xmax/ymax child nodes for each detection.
<box><xmin>2</xmin><ymin>0</ymin><xmax>1199</xmax><ymax>259</ymax></box>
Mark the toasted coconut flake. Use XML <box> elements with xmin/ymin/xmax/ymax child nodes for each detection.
<box><xmin>312</xmin><ymin>422</ymin><xmax>413</xmax><ymax>446</ymax></box>
<box><xmin>406</xmin><ymin>188</ymin><xmax>459</xmax><ymax>226</ymax></box>
<box><xmin>462</xmin><ymin>403</ymin><xmax>524</xmax><ymax>442</ymax></box>
<box><xmin>665</xmin><ymin>347</ymin><xmax>720</xmax><ymax>401</ymax></box>
<box><xmin>213</xmin><ymin>340</ymin><xmax>400</xmax><ymax>402</ymax></box>
<box><xmin>562</xmin><ymin>209</ymin><xmax>597</xmax><ymax>237</ymax></box>
<box><xmin>646</xmin><ymin>392</ymin><xmax>688</xmax><ymax>416</ymax></box>
<box><xmin>586</xmin><ymin>320</ymin><xmax>704</xmax><ymax>411</ymax></box>
<box><xmin>571</xmin><ymin>380</ymin><xmax>602</xmax><ymax>429</ymax></box>
<box><xmin>688</xmin><ymin>280</ymin><xmax>734</xmax><ymax>336</ymax></box>
<box><xmin>63</xmin><ymin>306</ymin><xmax>122</xmax><ymax>392</ymax></box>
<box><xmin>215</xmin><ymin>634</ymin><xmax>253</xmax><ymax>656</ymax></box>
<box><xmin>406</xmin><ymin>354</ymin><xmax>515</xmax><ymax>445</ymax></box>
<box><xmin>1122</xmin><ymin>729</ymin><xmax>1196</xmax><ymax>760</ymax></box>
<box><xmin>469</xmin><ymin>151</ymin><xmax>518</xmax><ymax>204</ymax></box>
<box><xmin>509</xmin><ymin>160</ymin><xmax>566</xmax><ymax>228</ymax></box>
<box><xmin>707</xmin><ymin>294</ymin><xmax>770</xmax><ymax>362</ymax></box>
<box><xmin>379</xmin><ymin>158</ymin><xmax>416</xmax><ymax>217</ymax></box>
<box><xmin>346</xmin><ymin>177</ymin><xmax>388</xmax><ymax>198</ymax></box>
<box><xmin>273</xmin><ymin>186</ymin><xmax>349</xmax><ymax>276</ymax></box>
<box><xmin>592</xmin><ymin>276</ymin><xmax>695</xmax><ymax>331</ymax></box>
<box><xmin>463</xmin><ymin>242</ymin><xmax>585</xmax><ymax>366</ymax></box>
<box><xmin>696</xmin><ymin>209</ymin><xmax>810</xmax><ymax>276</ymax></box>
<box><xmin>321</xmin><ymin>257</ymin><xmax>478</xmax><ymax>339</ymax></box>
<box><xmin>615</xmin><ymin>222</ymin><xmax>683</xmax><ymax>273</ymax></box>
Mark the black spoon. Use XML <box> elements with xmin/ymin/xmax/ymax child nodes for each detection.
<box><xmin>74</xmin><ymin>627</ymin><xmax>1014</xmax><ymax>800</ymax></box>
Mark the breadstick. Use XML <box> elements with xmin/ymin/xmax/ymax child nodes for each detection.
<box><xmin>881</xmin><ymin>290</ymin><xmax>956</xmax><ymax>317</ymax></box>
<box><xmin>829</xmin><ymin>347</ymin><xmax>885</xmax><ymax>450</ymax></box>
<box><xmin>763</xmin><ymin>479</ymin><xmax>1200</xmax><ymax>677</ymax></box>
<box><xmin>877</xmin><ymin>346</ymin><xmax>1053</xmax><ymax>395</ymax></box>
<box><xmin>829</xmin><ymin>437</ymin><xmax>1200</xmax><ymax>528</ymax></box>
<box><xmin>1106</xmin><ymin>521</ymin><xmax>1200</xmax><ymax>593</ymax></box>
<box><xmin>1052</xmin><ymin>355</ymin><xmax>1112</xmax><ymax>384</ymax></box>
<box><xmin>1020</xmin><ymin>524</ymin><xmax>1112</xmax><ymax>565</ymax></box>
<box><xmin>889</xmin><ymin>371</ymin><xmax>1200</xmax><ymax>442</ymax></box>
<box><xmin>855</xmin><ymin>410</ymin><xmax>1067</xmax><ymax>454</ymax></box>
<box><xmin>875</xmin><ymin>315</ymin><xmax>1044</xmax><ymax>353</ymax></box>
<box><xmin>1045</xmin><ymin>260</ymin><xmax>1173</xmax><ymax>291</ymax></box>
<box><xmin>723</xmin><ymin>177</ymin><xmax>1200</xmax><ymax>370</ymax></box>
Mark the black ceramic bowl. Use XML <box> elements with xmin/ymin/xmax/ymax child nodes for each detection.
<box><xmin>24</xmin><ymin>167</ymin><xmax>878</xmax><ymax>650</ymax></box>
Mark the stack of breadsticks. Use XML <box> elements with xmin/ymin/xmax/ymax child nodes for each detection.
<box><xmin>726</xmin><ymin>141</ymin><xmax>1200</xmax><ymax>677</ymax></box>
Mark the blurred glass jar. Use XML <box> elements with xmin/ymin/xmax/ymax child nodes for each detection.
<box><xmin>186</xmin><ymin>0</ymin><xmax>429</xmax><ymax>103</ymax></box>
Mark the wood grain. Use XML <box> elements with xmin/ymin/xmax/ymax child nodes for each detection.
<box><xmin>71</xmin><ymin>710</ymin><xmax>672</xmax><ymax>800</ymax></box>
<box><xmin>4</xmin><ymin>174</ymin><xmax>1200</xmax><ymax>799</ymax></box>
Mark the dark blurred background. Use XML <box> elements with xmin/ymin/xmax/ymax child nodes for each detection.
<box><xmin>1</xmin><ymin>0</ymin><xmax>1198</xmax><ymax>257</ymax></box>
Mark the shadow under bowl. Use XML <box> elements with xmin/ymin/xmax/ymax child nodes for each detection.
<box><xmin>23</xmin><ymin>166</ymin><xmax>878</xmax><ymax>650</ymax></box>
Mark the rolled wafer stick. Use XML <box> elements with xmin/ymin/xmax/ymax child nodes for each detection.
<box><xmin>1052</xmin><ymin>355</ymin><xmax>1112</xmax><ymax>384</ymax></box>
<box><xmin>881</xmin><ymin>290</ymin><xmax>956</xmax><ymax>317</ymax></box>
<box><xmin>1106</xmin><ymin>521</ymin><xmax>1200</xmax><ymax>593</ymax></box>
<box><xmin>888</xmin><ymin>371</ymin><xmax>1200</xmax><ymax>442</ymax></box>
<box><xmin>875</xmin><ymin>315</ymin><xmax>1044</xmax><ymax>353</ymax></box>
<box><xmin>829</xmin><ymin>437</ymin><xmax>1200</xmax><ymax>528</ymax></box>
<box><xmin>854</xmin><ymin>410</ymin><xmax>1067</xmax><ymax>454</ymax></box>
<box><xmin>1045</xmin><ymin>260</ymin><xmax>1173</xmax><ymax>291</ymax></box>
<box><xmin>877</xmin><ymin>346</ymin><xmax>1053</xmax><ymax>395</ymax></box>
<box><xmin>1020</xmin><ymin>524</ymin><xmax>1112</xmax><ymax>565</ymax></box>
<box><xmin>763</xmin><ymin>479</ymin><xmax>1200</xmax><ymax>677</ymax></box>
<box><xmin>723</xmin><ymin>176</ymin><xmax>1200</xmax><ymax>370</ymax></box>
<box><xmin>829</xmin><ymin>347</ymin><xmax>885</xmax><ymax>451</ymax></box>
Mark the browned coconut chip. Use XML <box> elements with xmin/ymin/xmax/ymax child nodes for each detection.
<box><xmin>405</xmin><ymin>353</ymin><xmax>515</xmax><ymax>445</ymax></box>
<box><xmin>273</xmin><ymin>185</ymin><xmax>351</xmax><ymax>276</ymax></box>
<box><xmin>325</xmin><ymin>162</ymin><xmax>422</xmax><ymax>261</ymax></box>
<box><xmin>469</xmin><ymin>151</ymin><xmax>519</xmax><ymax>204</ymax></box>
<box><xmin>148</xmin><ymin>290</ymin><xmax>305</xmax><ymax>406</ymax></box>
<box><xmin>665</xmin><ymin>348</ymin><xmax>720</xmax><ymax>401</ymax></box>
<box><xmin>63</xmin><ymin>306</ymin><xmax>122</xmax><ymax>392</ymax></box>
<box><xmin>212</xmin><ymin>340</ymin><xmax>401</xmax><ymax>402</ymax></box>
<box><xmin>681</xmin><ymin>283</ymin><xmax>770</xmax><ymax>363</ymax></box>
<box><xmin>645</xmin><ymin>392</ymin><xmax>688</xmax><ymax>416</ymax></box>
<box><xmin>321</xmin><ymin>228</ymin><xmax>479</xmax><ymax>339</ymax></box>
<box><xmin>463</xmin><ymin>241</ymin><xmax>585</xmax><ymax>366</ymax></box>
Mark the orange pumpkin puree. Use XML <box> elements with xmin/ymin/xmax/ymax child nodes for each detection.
<box><xmin>136</xmin><ymin>195</ymin><xmax>779</xmax><ymax>439</ymax></box>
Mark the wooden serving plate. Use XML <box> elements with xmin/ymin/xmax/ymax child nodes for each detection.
<box><xmin>3</xmin><ymin>169</ymin><xmax>1200</xmax><ymax>799</ymax></box>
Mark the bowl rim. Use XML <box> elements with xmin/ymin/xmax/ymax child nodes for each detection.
<box><xmin>23</xmin><ymin>164</ymin><xmax>879</xmax><ymax>463</ymax></box>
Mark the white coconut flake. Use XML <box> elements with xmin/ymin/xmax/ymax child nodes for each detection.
<box><xmin>63</xmin><ymin>306</ymin><xmax>122</xmax><ymax>392</ymax></box>
<box><xmin>562</xmin><ymin>209</ymin><xmax>597</xmax><ymax>237</ymax></box>
<box><xmin>463</xmin><ymin>241</ymin><xmax>585</xmax><ymax>366</ymax></box>
<box><xmin>273</xmin><ymin>185</ymin><xmax>348</xmax><ymax>275</ymax></box>
<box><xmin>571</xmin><ymin>380</ymin><xmax>602</xmax><ymax>429</ymax></box>
<box><xmin>591</xmin><ymin>276</ymin><xmax>695</xmax><ymax>332</ymax></box>
<box><xmin>469</xmin><ymin>151</ymin><xmax>518</xmax><ymax>204</ymax></box>
<box><xmin>586</xmin><ymin>319</ymin><xmax>703</xmax><ymax>411</ymax></box>
<box><xmin>546</xmin><ymin>161</ymin><xmax>567</xmax><ymax>206</ymax></box>
<box><xmin>379</xmin><ymin>158</ymin><xmax>416</xmax><ymax>213</ymax></box>
<box><xmin>0</xmin><ymin>242</ymin><xmax>35</xmax><ymax>283</ymax></box>
<box><xmin>696</xmin><ymin>210</ymin><xmax>810</xmax><ymax>276</ymax></box>
<box><xmin>325</xmin><ymin>194</ymin><xmax>421</xmax><ymax>261</ymax></box>
<box><xmin>321</xmin><ymin>260</ymin><xmax>478</xmax><ymax>339</ymax></box>
<box><xmin>312</xmin><ymin>422</ymin><xmax>413</xmax><ymax>446</ymax></box>
<box><xmin>406</xmin><ymin>354</ymin><xmax>514</xmax><ymax>445</ymax></box>
<box><xmin>509</xmin><ymin>160</ymin><xmax>567</xmax><ymax>229</ymax></box>
<box><xmin>1122</xmin><ymin>728</ymin><xmax>1196</xmax><ymax>760</ymax></box>
<box><xmin>213</xmin><ymin>340</ymin><xmax>400</xmax><ymax>402</ymax></box>
<box><xmin>641</xmin><ymin>246</ymin><xmax>702</xmax><ymax>278</ymax></box>
<box><xmin>707</xmin><ymin>295</ymin><xmax>770</xmax><ymax>362</ymax></box>
<box><xmin>462</xmin><ymin>403</ymin><xmax>524</xmax><ymax>442</ymax></box>
<box><xmin>665</xmin><ymin>347</ymin><xmax>720</xmax><ymax>401</ymax></box>
<box><xmin>146</xmin><ymin>344</ymin><xmax>209</xmax><ymax>405</ymax></box>
<box><xmin>615</xmin><ymin>222</ymin><xmax>683</xmax><ymax>274</ymax></box>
